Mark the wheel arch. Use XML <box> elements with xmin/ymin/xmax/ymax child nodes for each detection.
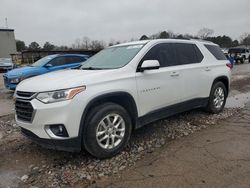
<box><xmin>211</xmin><ymin>76</ymin><xmax>229</xmax><ymax>97</ymax></box>
<box><xmin>78</xmin><ymin>92</ymin><xmax>138</xmax><ymax>144</ymax></box>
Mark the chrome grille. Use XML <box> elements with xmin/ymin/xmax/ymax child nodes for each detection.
<box><xmin>15</xmin><ymin>100</ymin><xmax>34</xmax><ymax>122</ymax></box>
<box><xmin>15</xmin><ymin>91</ymin><xmax>36</xmax><ymax>122</ymax></box>
<box><xmin>16</xmin><ymin>91</ymin><xmax>36</xmax><ymax>98</ymax></box>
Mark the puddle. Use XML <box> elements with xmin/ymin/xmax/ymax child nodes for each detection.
<box><xmin>0</xmin><ymin>170</ymin><xmax>20</xmax><ymax>188</ymax></box>
<box><xmin>226</xmin><ymin>92</ymin><xmax>250</xmax><ymax>108</ymax></box>
<box><xmin>232</xmin><ymin>75</ymin><xmax>248</xmax><ymax>82</ymax></box>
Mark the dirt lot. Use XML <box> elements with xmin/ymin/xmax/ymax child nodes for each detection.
<box><xmin>0</xmin><ymin>74</ymin><xmax>14</xmax><ymax>116</ymax></box>
<box><xmin>1</xmin><ymin>64</ymin><xmax>250</xmax><ymax>187</ymax></box>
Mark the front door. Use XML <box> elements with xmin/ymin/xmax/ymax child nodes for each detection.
<box><xmin>136</xmin><ymin>43</ymin><xmax>184</xmax><ymax>116</ymax></box>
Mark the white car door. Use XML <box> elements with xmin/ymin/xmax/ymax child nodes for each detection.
<box><xmin>136</xmin><ymin>43</ymin><xmax>184</xmax><ymax>116</ymax></box>
<box><xmin>173</xmin><ymin>43</ymin><xmax>209</xmax><ymax>101</ymax></box>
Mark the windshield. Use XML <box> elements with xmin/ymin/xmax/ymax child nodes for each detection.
<box><xmin>228</xmin><ymin>48</ymin><xmax>245</xmax><ymax>53</ymax></box>
<box><xmin>32</xmin><ymin>55</ymin><xmax>58</xmax><ymax>67</ymax></box>
<box><xmin>0</xmin><ymin>58</ymin><xmax>12</xmax><ymax>64</ymax></box>
<box><xmin>81</xmin><ymin>44</ymin><xmax>144</xmax><ymax>70</ymax></box>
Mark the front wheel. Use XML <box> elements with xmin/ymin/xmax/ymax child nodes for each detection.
<box><xmin>83</xmin><ymin>103</ymin><xmax>132</xmax><ymax>159</ymax></box>
<box><xmin>206</xmin><ymin>82</ymin><xmax>227</xmax><ymax>114</ymax></box>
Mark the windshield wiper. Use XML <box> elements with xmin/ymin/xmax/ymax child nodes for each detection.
<box><xmin>81</xmin><ymin>67</ymin><xmax>104</xmax><ymax>70</ymax></box>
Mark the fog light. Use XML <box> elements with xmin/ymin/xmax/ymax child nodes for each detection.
<box><xmin>45</xmin><ymin>124</ymin><xmax>69</xmax><ymax>138</ymax></box>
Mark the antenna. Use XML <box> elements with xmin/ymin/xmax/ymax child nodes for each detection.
<box><xmin>5</xmin><ymin>18</ymin><xmax>8</xmax><ymax>28</ymax></box>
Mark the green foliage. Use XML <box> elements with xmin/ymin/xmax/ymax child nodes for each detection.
<box><xmin>28</xmin><ymin>42</ymin><xmax>41</xmax><ymax>50</ymax></box>
<box><xmin>16</xmin><ymin>40</ymin><xmax>26</xmax><ymax>52</ymax></box>
<box><xmin>158</xmin><ymin>31</ymin><xmax>170</xmax><ymax>39</ymax></box>
<box><xmin>206</xmin><ymin>35</ymin><xmax>236</xmax><ymax>48</ymax></box>
<box><xmin>43</xmin><ymin>42</ymin><xmax>55</xmax><ymax>51</ymax></box>
<box><xmin>139</xmin><ymin>35</ymin><xmax>149</xmax><ymax>40</ymax></box>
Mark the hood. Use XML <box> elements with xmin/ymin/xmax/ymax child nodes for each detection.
<box><xmin>16</xmin><ymin>69</ymin><xmax>116</xmax><ymax>92</ymax></box>
<box><xmin>6</xmin><ymin>66</ymin><xmax>43</xmax><ymax>77</ymax></box>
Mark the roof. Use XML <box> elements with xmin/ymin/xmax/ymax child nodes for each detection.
<box><xmin>0</xmin><ymin>28</ymin><xmax>14</xmax><ymax>32</ymax></box>
<box><xmin>112</xmin><ymin>40</ymin><xmax>150</xmax><ymax>47</ymax></box>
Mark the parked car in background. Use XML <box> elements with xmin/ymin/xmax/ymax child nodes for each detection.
<box><xmin>228</xmin><ymin>47</ymin><xmax>250</xmax><ymax>64</ymax></box>
<box><xmin>0</xmin><ymin>58</ymin><xmax>15</xmax><ymax>72</ymax></box>
<box><xmin>3</xmin><ymin>54</ymin><xmax>88</xmax><ymax>90</ymax></box>
<box><xmin>15</xmin><ymin>39</ymin><xmax>231</xmax><ymax>158</ymax></box>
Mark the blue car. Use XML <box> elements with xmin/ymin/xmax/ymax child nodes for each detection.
<box><xmin>3</xmin><ymin>54</ymin><xmax>88</xmax><ymax>90</ymax></box>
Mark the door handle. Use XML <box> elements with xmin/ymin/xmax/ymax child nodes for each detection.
<box><xmin>170</xmin><ymin>71</ymin><xmax>179</xmax><ymax>77</ymax></box>
<box><xmin>205</xmin><ymin>67</ymin><xmax>211</xmax><ymax>71</ymax></box>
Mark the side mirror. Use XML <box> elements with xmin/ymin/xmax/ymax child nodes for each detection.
<box><xmin>138</xmin><ymin>60</ymin><xmax>160</xmax><ymax>72</ymax></box>
<box><xmin>45</xmin><ymin>63</ymin><xmax>53</xmax><ymax>68</ymax></box>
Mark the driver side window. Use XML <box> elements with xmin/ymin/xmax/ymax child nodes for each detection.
<box><xmin>49</xmin><ymin>57</ymin><xmax>66</xmax><ymax>67</ymax></box>
<box><xmin>142</xmin><ymin>43</ymin><xmax>176</xmax><ymax>67</ymax></box>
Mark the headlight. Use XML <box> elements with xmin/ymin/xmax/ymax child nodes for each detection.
<box><xmin>36</xmin><ymin>86</ymin><xmax>86</xmax><ymax>104</ymax></box>
<box><xmin>10</xmin><ymin>78</ymin><xmax>21</xmax><ymax>84</ymax></box>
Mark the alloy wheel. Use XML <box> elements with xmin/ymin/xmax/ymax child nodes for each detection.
<box><xmin>96</xmin><ymin>113</ymin><xmax>126</xmax><ymax>150</ymax></box>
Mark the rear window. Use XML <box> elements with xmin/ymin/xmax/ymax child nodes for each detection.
<box><xmin>174</xmin><ymin>43</ymin><xmax>203</xmax><ymax>65</ymax></box>
<box><xmin>205</xmin><ymin>45</ymin><xmax>227</xmax><ymax>60</ymax></box>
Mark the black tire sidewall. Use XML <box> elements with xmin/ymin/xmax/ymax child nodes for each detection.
<box><xmin>83</xmin><ymin>103</ymin><xmax>132</xmax><ymax>159</ymax></box>
<box><xmin>207</xmin><ymin>82</ymin><xmax>227</xmax><ymax>113</ymax></box>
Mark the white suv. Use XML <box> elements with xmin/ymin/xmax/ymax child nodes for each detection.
<box><xmin>15</xmin><ymin>39</ymin><xmax>231</xmax><ymax>158</ymax></box>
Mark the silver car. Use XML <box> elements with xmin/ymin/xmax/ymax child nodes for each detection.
<box><xmin>0</xmin><ymin>58</ymin><xmax>14</xmax><ymax>71</ymax></box>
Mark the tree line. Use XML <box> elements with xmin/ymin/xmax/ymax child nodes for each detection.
<box><xmin>139</xmin><ymin>28</ymin><xmax>250</xmax><ymax>48</ymax></box>
<box><xmin>16</xmin><ymin>41</ymin><xmax>70</xmax><ymax>52</ymax></box>
<box><xmin>16</xmin><ymin>28</ymin><xmax>250</xmax><ymax>52</ymax></box>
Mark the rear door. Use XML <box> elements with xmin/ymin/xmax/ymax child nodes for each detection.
<box><xmin>136</xmin><ymin>43</ymin><xmax>184</xmax><ymax>116</ymax></box>
<box><xmin>173</xmin><ymin>43</ymin><xmax>207</xmax><ymax>101</ymax></box>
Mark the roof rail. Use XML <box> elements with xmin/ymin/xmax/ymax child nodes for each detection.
<box><xmin>189</xmin><ymin>39</ymin><xmax>213</xmax><ymax>43</ymax></box>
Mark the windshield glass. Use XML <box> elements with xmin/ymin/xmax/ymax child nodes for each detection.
<box><xmin>81</xmin><ymin>44</ymin><xmax>144</xmax><ymax>70</ymax></box>
<box><xmin>228</xmin><ymin>48</ymin><xmax>245</xmax><ymax>53</ymax></box>
<box><xmin>0</xmin><ymin>58</ymin><xmax>12</xmax><ymax>64</ymax></box>
<box><xmin>32</xmin><ymin>55</ymin><xmax>58</xmax><ymax>67</ymax></box>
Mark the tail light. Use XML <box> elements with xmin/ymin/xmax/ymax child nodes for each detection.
<box><xmin>226</xmin><ymin>63</ymin><xmax>233</xmax><ymax>70</ymax></box>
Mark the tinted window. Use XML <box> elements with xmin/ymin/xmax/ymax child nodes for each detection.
<box><xmin>142</xmin><ymin>43</ymin><xmax>176</xmax><ymax>67</ymax></box>
<box><xmin>49</xmin><ymin>57</ymin><xmax>66</xmax><ymax>66</ymax></box>
<box><xmin>174</xmin><ymin>43</ymin><xmax>203</xmax><ymax>65</ymax></box>
<box><xmin>205</xmin><ymin>45</ymin><xmax>227</xmax><ymax>60</ymax></box>
<box><xmin>194</xmin><ymin>45</ymin><xmax>204</xmax><ymax>62</ymax></box>
<box><xmin>65</xmin><ymin>56</ymin><xmax>86</xmax><ymax>64</ymax></box>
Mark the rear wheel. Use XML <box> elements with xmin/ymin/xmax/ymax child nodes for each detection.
<box><xmin>83</xmin><ymin>103</ymin><xmax>132</xmax><ymax>159</ymax></box>
<box><xmin>241</xmin><ymin>58</ymin><xmax>245</xmax><ymax>64</ymax></box>
<box><xmin>206</xmin><ymin>82</ymin><xmax>227</xmax><ymax>114</ymax></box>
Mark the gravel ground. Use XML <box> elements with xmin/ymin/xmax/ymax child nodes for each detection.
<box><xmin>1</xmin><ymin>65</ymin><xmax>249</xmax><ymax>187</ymax></box>
<box><xmin>0</xmin><ymin>107</ymin><xmax>239</xmax><ymax>188</ymax></box>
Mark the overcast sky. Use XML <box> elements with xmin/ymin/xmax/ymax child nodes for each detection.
<box><xmin>0</xmin><ymin>0</ymin><xmax>249</xmax><ymax>46</ymax></box>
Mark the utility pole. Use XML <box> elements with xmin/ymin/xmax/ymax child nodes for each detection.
<box><xmin>5</xmin><ymin>18</ymin><xmax>8</xmax><ymax>28</ymax></box>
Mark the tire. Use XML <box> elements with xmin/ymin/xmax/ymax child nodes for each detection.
<box><xmin>240</xmin><ymin>58</ymin><xmax>245</xmax><ymax>64</ymax></box>
<box><xmin>242</xmin><ymin>56</ymin><xmax>246</xmax><ymax>63</ymax></box>
<box><xmin>206</xmin><ymin>82</ymin><xmax>227</xmax><ymax>114</ymax></box>
<box><xmin>83</xmin><ymin>103</ymin><xmax>132</xmax><ymax>159</ymax></box>
<box><xmin>248</xmin><ymin>57</ymin><xmax>250</xmax><ymax>63</ymax></box>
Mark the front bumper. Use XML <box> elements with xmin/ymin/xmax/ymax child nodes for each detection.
<box><xmin>21</xmin><ymin>127</ymin><xmax>81</xmax><ymax>152</ymax></box>
<box><xmin>3</xmin><ymin>75</ymin><xmax>17</xmax><ymax>90</ymax></box>
<box><xmin>0</xmin><ymin>66</ymin><xmax>13</xmax><ymax>70</ymax></box>
<box><xmin>16</xmin><ymin>94</ymin><xmax>87</xmax><ymax>152</ymax></box>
